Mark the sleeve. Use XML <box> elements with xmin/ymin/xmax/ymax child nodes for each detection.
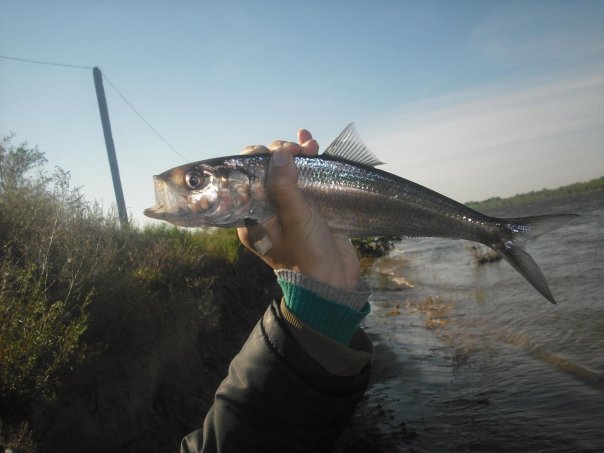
<box><xmin>180</xmin><ymin>301</ymin><xmax>373</xmax><ymax>453</ymax></box>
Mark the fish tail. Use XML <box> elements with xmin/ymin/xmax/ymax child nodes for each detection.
<box><xmin>489</xmin><ymin>214</ymin><xmax>578</xmax><ymax>304</ymax></box>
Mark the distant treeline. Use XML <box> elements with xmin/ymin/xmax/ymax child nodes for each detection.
<box><xmin>465</xmin><ymin>176</ymin><xmax>604</xmax><ymax>211</ymax></box>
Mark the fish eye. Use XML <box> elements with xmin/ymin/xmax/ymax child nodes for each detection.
<box><xmin>185</xmin><ymin>170</ymin><xmax>204</xmax><ymax>189</ymax></box>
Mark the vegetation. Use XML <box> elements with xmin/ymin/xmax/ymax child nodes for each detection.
<box><xmin>0</xmin><ymin>134</ymin><xmax>89</xmax><ymax>410</ymax></box>
<box><xmin>0</xmin><ymin>134</ymin><xmax>274</xmax><ymax>452</ymax></box>
<box><xmin>466</xmin><ymin>245</ymin><xmax>502</xmax><ymax>264</ymax></box>
<box><xmin>352</xmin><ymin>236</ymin><xmax>401</xmax><ymax>257</ymax></box>
<box><xmin>465</xmin><ymin>176</ymin><xmax>604</xmax><ymax>211</ymax></box>
<box><xmin>1</xmin><ymin>132</ymin><xmax>600</xmax><ymax>451</ymax></box>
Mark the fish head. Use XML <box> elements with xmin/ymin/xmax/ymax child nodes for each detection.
<box><xmin>144</xmin><ymin>157</ymin><xmax>271</xmax><ymax>228</ymax></box>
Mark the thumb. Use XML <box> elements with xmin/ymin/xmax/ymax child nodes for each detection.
<box><xmin>268</xmin><ymin>150</ymin><xmax>307</xmax><ymax>228</ymax></box>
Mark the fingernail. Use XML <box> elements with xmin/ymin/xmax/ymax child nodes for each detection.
<box><xmin>271</xmin><ymin>150</ymin><xmax>289</xmax><ymax>168</ymax></box>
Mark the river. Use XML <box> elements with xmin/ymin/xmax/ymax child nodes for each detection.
<box><xmin>340</xmin><ymin>190</ymin><xmax>604</xmax><ymax>452</ymax></box>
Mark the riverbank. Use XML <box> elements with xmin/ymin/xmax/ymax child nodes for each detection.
<box><xmin>334</xmin><ymin>277</ymin><xmax>457</xmax><ymax>453</ymax></box>
<box><xmin>335</xmin><ymin>189</ymin><xmax>604</xmax><ymax>452</ymax></box>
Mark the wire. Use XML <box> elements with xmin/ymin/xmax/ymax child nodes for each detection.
<box><xmin>0</xmin><ymin>54</ymin><xmax>188</xmax><ymax>162</ymax></box>
<box><xmin>0</xmin><ymin>54</ymin><xmax>92</xmax><ymax>70</ymax></box>
<box><xmin>101</xmin><ymin>73</ymin><xmax>189</xmax><ymax>162</ymax></box>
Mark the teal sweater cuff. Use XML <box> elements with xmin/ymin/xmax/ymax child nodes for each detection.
<box><xmin>276</xmin><ymin>272</ymin><xmax>370</xmax><ymax>345</ymax></box>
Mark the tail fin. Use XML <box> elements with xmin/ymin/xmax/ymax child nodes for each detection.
<box><xmin>490</xmin><ymin>214</ymin><xmax>578</xmax><ymax>304</ymax></box>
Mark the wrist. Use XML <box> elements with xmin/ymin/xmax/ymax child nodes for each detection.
<box><xmin>295</xmin><ymin>267</ymin><xmax>360</xmax><ymax>292</ymax></box>
<box><xmin>277</xmin><ymin>269</ymin><xmax>369</xmax><ymax>310</ymax></box>
<box><xmin>275</xmin><ymin>270</ymin><xmax>371</xmax><ymax>345</ymax></box>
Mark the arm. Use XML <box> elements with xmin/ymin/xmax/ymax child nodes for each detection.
<box><xmin>181</xmin><ymin>130</ymin><xmax>373</xmax><ymax>453</ymax></box>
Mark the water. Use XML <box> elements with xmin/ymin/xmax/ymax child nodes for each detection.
<box><xmin>359</xmin><ymin>190</ymin><xmax>604</xmax><ymax>452</ymax></box>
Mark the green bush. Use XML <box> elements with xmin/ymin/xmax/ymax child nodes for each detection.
<box><xmin>0</xmin><ymin>135</ymin><xmax>96</xmax><ymax>409</ymax></box>
<box><xmin>0</xmin><ymin>260</ymin><xmax>90</xmax><ymax>408</ymax></box>
<box><xmin>0</xmin><ymin>134</ymin><xmax>253</xmax><ymax>451</ymax></box>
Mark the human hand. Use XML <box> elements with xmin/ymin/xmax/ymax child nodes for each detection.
<box><xmin>237</xmin><ymin>129</ymin><xmax>361</xmax><ymax>291</ymax></box>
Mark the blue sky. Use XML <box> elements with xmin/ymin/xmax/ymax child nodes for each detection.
<box><xmin>1</xmin><ymin>0</ymin><xmax>603</xmax><ymax>226</ymax></box>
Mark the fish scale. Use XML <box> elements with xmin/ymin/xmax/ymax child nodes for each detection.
<box><xmin>296</xmin><ymin>154</ymin><xmax>493</xmax><ymax>240</ymax></box>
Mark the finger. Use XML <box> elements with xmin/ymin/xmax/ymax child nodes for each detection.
<box><xmin>237</xmin><ymin>216</ymin><xmax>279</xmax><ymax>250</ymax></box>
<box><xmin>267</xmin><ymin>140</ymin><xmax>286</xmax><ymax>150</ymax></box>
<box><xmin>240</xmin><ymin>219</ymin><xmax>272</xmax><ymax>255</ymax></box>
<box><xmin>300</xmin><ymin>138</ymin><xmax>319</xmax><ymax>155</ymax></box>
<box><xmin>241</xmin><ymin>144</ymin><xmax>269</xmax><ymax>155</ymax></box>
<box><xmin>267</xmin><ymin>150</ymin><xmax>311</xmax><ymax>231</ymax></box>
<box><xmin>298</xmin><ymin>129</ymin><xmax>319</xmax><ymax>156</ymax></box>
<box><xmin>237</xmin><ymin>215</ymin><xmax>283</xmax><ymax>263</ymax></box>
<box><xmin>298</xmin><ymin>128</ymin><xmax>313</xmax><ymax>144</ymax></box>
<box><xmin>267</xmin><ymin>140</ymin><xmax>304</xmax><ymax>154</ymax></box>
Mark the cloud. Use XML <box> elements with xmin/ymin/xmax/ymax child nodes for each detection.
<box><xmin>365</xmin><ymin>68</ymin><xmax>604</xmax><ymax>202</ymax></box>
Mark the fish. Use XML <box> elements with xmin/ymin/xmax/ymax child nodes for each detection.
<box><xmin>144</xmin><ymin>123</ymin><xmax>577</xmax><ymax>303</ymax></box>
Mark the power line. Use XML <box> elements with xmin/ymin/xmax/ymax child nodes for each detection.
<box><xmin>101</xmin><ymin>74</ymin><xmax>189</xmax><ymax>162</ymax></box>
<box><xmin>0</xmin><ymin>54</ymin><xmax>187</xmax><ymax>162</ymax></box>
<box><xmin>0</xmin><ymin>54</ymin><xmax>92</xmax><ymax>70</ymax></box>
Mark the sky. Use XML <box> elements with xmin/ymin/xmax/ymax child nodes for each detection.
<box><xmin>1</xmin><ymin>0</ymin><xmax>603</xmax><ymax>226</ymax></box>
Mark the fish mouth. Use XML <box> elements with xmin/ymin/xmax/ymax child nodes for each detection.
<box><xmin>144</xmin><ymin>202</ymin><xmax>199</xmax><ymax>226</ymax></box>
<box><xmin>143</xmin><ymin>204</ymin><xmax>165</xmax><ymax>220</ymax></box>
<box><xmin>144</xmin><ymin>175</ymin><xmax>210</xmax><ymax>227</ymax></box>
<box><xmin>144</xmin><ymin>175</ymin><xmax>183</xmax><ymax>220</ymax></box>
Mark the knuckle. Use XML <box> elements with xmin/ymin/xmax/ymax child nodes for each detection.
<box><xmin>241</xmin><ymin>145</ymin><xmax>269</xmax><ymax>155</ymax></box>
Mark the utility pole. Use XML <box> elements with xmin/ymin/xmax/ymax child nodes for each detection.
<box><xmin>92</xmin><ymin>66</ymin><xmax>129</xmax><ymax>227</ymax></box>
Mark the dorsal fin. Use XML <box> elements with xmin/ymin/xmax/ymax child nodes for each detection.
<box><xmin>323</xmin><ymin>123</ymin><xmax>384</xmax><ymax>166</ymax></box>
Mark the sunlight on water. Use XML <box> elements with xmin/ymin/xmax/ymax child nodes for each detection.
<box><xmin>361</xmin><ymin>191</ymin><xmax>604</xmax><ymax>452</ymax></box>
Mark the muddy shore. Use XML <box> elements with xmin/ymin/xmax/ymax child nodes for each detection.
<box><xmin>334</xmin><ymin>298</ymin><xmax>455</xmax><ymax>453</ymax></box>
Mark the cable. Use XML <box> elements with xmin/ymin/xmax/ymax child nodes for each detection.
<box><xmin>0</xmin><ymin>54</ymin><xmax>92</xmax><ymax>70</ymax></box>
<box><xmin>1</xmin><ymin>54</ymin><xmax>188</xmax><ymax>162</ymax></box>
<box><xmin>101</xmin><ymin>73</ymin><xmax>189</xmax><ymax>162</ymax></box>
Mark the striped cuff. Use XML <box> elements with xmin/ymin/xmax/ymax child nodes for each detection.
<box><xmin>275</xmin><ymin>270</ymin><xmax>370</xmax><ymax>345</ymax></box>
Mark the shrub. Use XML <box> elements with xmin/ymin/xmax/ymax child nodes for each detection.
<box><xmin>0</xmin><ymin>134</ymin><xmax>276</xmax><ymax>451</ymax></box>
<box><xmin>0</xmin><ymin>134</ymin><xmax>253</xmax><ymax>452</ymax></box>
<box><xmin>0</xmin><ymin>259</ymin><xmax>90</xmax><ymax>408</ymax></box>
<box><xmin>0</xmin><ymin>135</ymin><xmax>95</xmax><ymax>410</ymax></box>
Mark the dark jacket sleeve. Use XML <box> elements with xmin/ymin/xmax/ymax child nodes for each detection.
<box><xmin>181</xmin><ymin>301</ymin><xmax>372</xmax><ymax>453</ymax></box>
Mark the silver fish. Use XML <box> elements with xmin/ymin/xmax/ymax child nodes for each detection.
<box><xmin>145</xmin><ymin>124</ymin><xmax>577</xmax><ymax>303</ymax></box>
